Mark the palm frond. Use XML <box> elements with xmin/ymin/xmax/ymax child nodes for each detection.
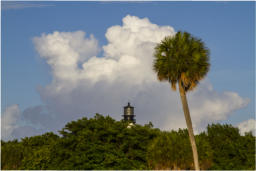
<box><xmin>153</xmin><ymin>31</ymin><xmax>210</xmax><ymax>92</ymax></box>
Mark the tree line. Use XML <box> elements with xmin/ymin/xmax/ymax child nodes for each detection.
<box><xmin>1</xmin><ymin>114</ymin><xmax>255</xmax><ymax>170</ymax></box>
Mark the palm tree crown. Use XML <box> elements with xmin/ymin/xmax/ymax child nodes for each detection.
<box><xmin>153</xmin><ymin>31</ymin><xmax>210</xmax><ymax>92</ymax></box>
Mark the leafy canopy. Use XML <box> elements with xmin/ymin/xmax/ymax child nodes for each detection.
<box><xmin>1</xmin><ymin>115</ymin><xmax>255</xmax><ymax>170</ymax></box>
<box><xmin>153</xmin><ymin>31</ymin><xmax>210</xmax><ymax>91</ymax></box>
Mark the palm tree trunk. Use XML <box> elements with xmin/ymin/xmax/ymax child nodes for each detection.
<box><xmin>178</xmin><ymin>80</ymin><xmax>200</xmax><ymax>170</ymax></box>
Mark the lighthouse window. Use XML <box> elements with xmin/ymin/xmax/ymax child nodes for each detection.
<box><xmin>127</xmin><ymin>108</ymin><xmax>131</xmax><ymax>115</ymax></box>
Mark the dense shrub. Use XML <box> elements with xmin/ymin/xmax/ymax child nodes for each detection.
<box><xmin>1</xmin><ymin>114</ymin><xmax>255</xmax><ymax>170</ymax></box>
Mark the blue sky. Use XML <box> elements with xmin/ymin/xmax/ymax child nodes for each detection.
<box><xmin>1</xmin><ymin>1</ymin><xmax>255</xmax><ymax>140</ymax></box>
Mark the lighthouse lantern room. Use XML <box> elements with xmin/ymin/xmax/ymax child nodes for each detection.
<box><xmin>123</xmin><ymin>102</ymin><xmax>136</xmax><ymax>123</ymax></box>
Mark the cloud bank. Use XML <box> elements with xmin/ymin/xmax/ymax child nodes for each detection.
<box><xmin>1</xmin><ymin>15</ymin><xmax>250</xmax><ymax>140</ymax></box>
<box><xmin>237</xmin><ymin>119</ymin><xmax>256</xmax><ymax>135</ymax></box>
<box><xmin>1</xmin><ymin>105</ymin><xmax>21</xmax><ymax>140</ymax></box>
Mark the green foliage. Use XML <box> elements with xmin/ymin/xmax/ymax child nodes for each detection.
<box><xmin>196</xmin><ymin>132</ymin><xmax>214</xmax><ymax>169</ymax></box>
<box><xmin>20</xmin><ymin>132</ymin><xmax>59</xmax><ymax>169</ymax></box>
<box><xmin>207</xmin><ymin>123</ymin><xmax>256</xmax><ymax>170</ymax></box>
<box><xmin>147</xmin><ymin>129</ymin><xmax>193</xmax><ymax>169</ymax></box>
<box><xmin>153</xmin><ymin>31</ymin><xmax>210</xmax><ymax>91</ymax></box>
<box><xmin>1</xmin><ymin>139</ymin><xmax>24</xmax><ymax>169</ymax></box>
<box><xmin>147</xmin><ymin>129</ymin><xmax>213</xmax><ymax>170</ymax></box>
<box><xmin>1</xmin><ymin>115</ymin><xmax>255</xmax><ymax>170</ymax></box>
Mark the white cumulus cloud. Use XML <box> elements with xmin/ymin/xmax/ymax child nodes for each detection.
<box><xmin>1</xmin><ymin>104</ymin><xmax>21</xmax><ymax>140</ymax></box>
<box><xmin>188</xmin><ymin>81</ymin><xmax>250</xmax><ymax>132</ymax></box>
<box><xmin>33</xmin><ymin>15</ymin><xmax>175</xmax><ymax>89</ymax></box>
<box><xmin>1</xmin><ymin>105</ymin><xmax>47</xmax><ymax>140</ymax></box>
<box><xmin>237</xmin><ymin>119</ymin><xmax>256</xmax><ymax>135</ymax></box>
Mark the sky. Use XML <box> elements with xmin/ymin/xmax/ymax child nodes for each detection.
<box><xmin>1</xmin><ymin>1</ymin><xmax>255</xmax><ymax>140</ymax></box>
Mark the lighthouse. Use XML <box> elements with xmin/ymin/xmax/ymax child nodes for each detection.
<box><xmin>123</xmin><ymin>102</ymin><xmax>136</xmax><ymax>123</ymax></box>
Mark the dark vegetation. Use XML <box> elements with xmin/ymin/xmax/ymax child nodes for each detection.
<box><xmin>1</xmin><ymin>114</ymin><xmax>255</xmax><ymax>170</ymax></box>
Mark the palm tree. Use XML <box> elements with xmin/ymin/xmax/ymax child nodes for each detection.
<box><xmin>153</xmin><ymin>31</ymin><xmax>210</xmax><ymax>170</ymax></box>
